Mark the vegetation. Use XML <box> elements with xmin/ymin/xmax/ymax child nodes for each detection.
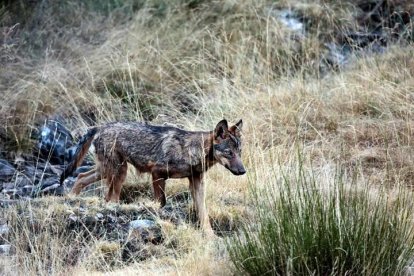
<box><xmin>1</xmin><ymin>0</ymin><xmax>414</xmax><ymax>275</ymax></box>
<box><xmin>227</xmin><ymin>161</ymin><xmax>414</xmax><ymax>275</ymax></box>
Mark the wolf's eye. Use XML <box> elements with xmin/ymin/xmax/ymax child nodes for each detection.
<box><xmin>224</xmin><ymin>149</ymin><xmax>232</xmax><ymax>156</ymax></box>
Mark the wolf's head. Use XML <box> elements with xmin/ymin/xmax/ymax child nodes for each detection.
<box><xmin>213</xmin><ymin>119</ymin><xmax>246</xmax><ymax>176</ymax></box>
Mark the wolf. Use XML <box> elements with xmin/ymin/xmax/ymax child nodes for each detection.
<box><xmin>60</xmin><ymin>119</ymin><xmax>245</xmax><ymax>232</ymax></box>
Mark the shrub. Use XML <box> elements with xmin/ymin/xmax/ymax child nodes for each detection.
<box><xmin>227</xmin><ymin>163</ymin><xmax>414</xmax><ymax>275</ymax></box>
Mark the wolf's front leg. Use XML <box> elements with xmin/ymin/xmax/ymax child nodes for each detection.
<box><xmin>152</xmin><ymin>173</ymin><xmax>167</xmax><ymax>207</ymax></box>
<box><xmin>189</xmin><ymin>173</ymin><xmax>214</xmax><ymax>235</ymax></box>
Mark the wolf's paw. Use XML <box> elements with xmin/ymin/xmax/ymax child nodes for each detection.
<box><xmin>202</xmin><ymin>226</ymin><xmax>216</xmax><ymax>238</ymax></box>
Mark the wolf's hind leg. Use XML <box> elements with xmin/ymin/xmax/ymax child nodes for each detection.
<box><xmin>152</xmin><ymin>173</ymin><xmax>166</xmax><ymax>207</ymax></box>
<box><xmin>71</xmin><ymin>168</ymin><xmax>102</xmax><ymax>195</ymax></box>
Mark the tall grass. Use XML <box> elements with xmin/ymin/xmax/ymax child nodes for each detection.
<box><xmin>1</xmin><ymin>0</ymin><xmax>414</xmax><ymax>274</ymax></box>
<box><xmin>227</xmin><ymin>159</ymin><xmax>414</xmax><ymax>275</ymax></box>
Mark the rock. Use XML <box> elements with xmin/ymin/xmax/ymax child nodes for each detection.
<box><xmin>276</xmin><ymin>10</ymin><xmax>304</xmax><ymax>32</ymax></box>
<box><xmin>324</xmin><ymin>43</ymin><xmax>348</xmax><ymax>68</ymax></box>
<box><xmin>14</xmin><ymin>160</ymin><xmax>60</xmax><ymax>183</ymax></box>
<box><xmin>0</xmin><ymin>223</ymin><xmax>9</xmax><ymax>244</ymax></box>
<box><xmin>3</xmin><ymin>182</ymin><xmax>15</xmax><ymax>190</ymax></box>
<box><xmin>2</xmin><ymin>188</ymin><xmax>23</xmax><ymax>199</ymax></box>
<box><xmin>22</xmin><ymin>185</ymin><xmax>34</xmax><ymax>195</ymax></box>
<box><xmin>107</xmin><ymin>214</ymin><xmax>118</xmax><ymax>223</ymax></box>
<box><xmin>62</xmin><ymin>176</ymin><xmax>76</xmax><ymax>190</ymax></box>
<box><xmin>31</xmin><ymin>120</ymin><xmax>96</xmax><ymax>181</ymax></box>
<box><xmin>129</xmin><ymin>219</ymin><xmax>156</xmax><ymax>229</ymax></box>
<box><xmin>69</xmin><ymin>214</ymin><xmax>79</xmax><ymax>222</ymax></box>
<box><xmin>266</xmin><ymin>7</ymin><xmax>304</xmax><ymax>33</ymax></box>
<box><xmin>40</xmin><ymin>183</ymin><xmax>60</xmax><ymax>193</ymax></box>
<box><xmin>122</xmin><ymin>238</ymin><xmax>162</xmax><ymax>262</ymax></box>
<box><xmin>37</xmin><ymin>119</ymin><xmax>74</xmax><ymax>165</ymax></box>
<box><xmin>20</xmin><ymin>165</ymin><xmax>37</xmax><ymax>179</ymax></box>
<box><xmin>37</xmin><ymin>182</ymin><xmax>65</xmax><ymax>196</ymax></box>
<box><xmin>0</xmin><ymin>224</ymin><xmax>9</xmax><ymax>235</ymax></box>
<box><xmin>14</xmin><ymin>175</ymin><xmax>33</xmax><ymax>187</ymax></box>
<box><xmin>129</xmin><ymin>219</ymin><xmax>162</xmax><ymax>244</ymax></box>
<box><xmin>0</xmin><ymin>199</ymin><xmax>19</xmax><ymax>207</ymax></box>
<box><xmin>0</xmin><ymin>244</ymin><xmax>11</xmax><ymax>256</ymax></box>
<box><xmin>84</xmin><ymin>215</ymin><xmax>97</xmax><ymax>225</ymax></box>
<box><xmin>50</xmin><ymin>184</ymin><xmax>66</xmax><ymax>196</ymax></box>
<box><xmin>28</xmin><ymin>176</ymin><xmax>66</xmax><ymax>196</ymax></box>
<box><xmin>0</xmin><ymin>193</ymin><xmax>20</xmax><ymax>207</ymax></box>
<box><xmin>0</xmin><ymin>159</ymin><xmax>16</xmax><ymax>182</ymax></box>
<box><xmin>65</xmin><ymin>145</ymin><xmax>77</xmax><ymax>164</ymax></box>
<box><xmin>95</xmin><ymin>213</ymin><xmax>104</xmax><ymax>221</ymax></box>
<box><xmin>49</xmin><ymin>164</ymin><xmax>64</xmax><ymax>175</ymax></box>
<box><xmin>35</xmin><ymin>161</ymin><xmax>61</xmax><ymax>175</ymax></box>
<box><xmin>13</xmin><ymin>155</ymin><xmax>25</xmax><ymax>166</ymax></box>
<box><xmin>39</xmin><ymin>176</ymin><xmax>60</xmax><ymax>189</ymax></box>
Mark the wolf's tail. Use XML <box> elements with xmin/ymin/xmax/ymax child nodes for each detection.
<box><xmin>60</xmin><ymin>127</ymin><xmax>98</xmax><ymax>184</ymax></box>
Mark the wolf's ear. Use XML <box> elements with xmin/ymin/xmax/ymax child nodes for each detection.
<box><xmin>214</xmin><ymin>119</ymin><xmax>229</xmax><ymax>140</ymax></box>
<box><xmin>229</xmin><ymin>119</ymin><xmax>243</xmax><ymax>137</ymax></box>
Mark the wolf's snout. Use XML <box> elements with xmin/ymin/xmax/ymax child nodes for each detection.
<box><xmin>227</xmin><ymin>165</ymin><xmax>246</xmax><ymax>175</ymax></box>
<box><xmin>233</xmin><ymin>167</ymin><xmax>246</xmax><ymax>175</ymax></box>
<box><xmin>237</xmin><ymin>167</ymin><xmax>246</xmax><ymax>175</ymax></box>
<box><xmin>225</xmin><ymin>158</ymin><xmax>246</xmax><ymax>176</ymax></box>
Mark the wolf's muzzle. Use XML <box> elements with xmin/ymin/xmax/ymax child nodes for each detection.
<box><xmin>225</xmin><ymin>164</ymin><xmax>246</xmax><ymax>176</ymax></box>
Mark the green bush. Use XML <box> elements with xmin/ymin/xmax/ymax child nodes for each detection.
<box><xmin>227</xmin><ymin>165</ymin><xmax>414</xmax><ymax>275</ymax></box>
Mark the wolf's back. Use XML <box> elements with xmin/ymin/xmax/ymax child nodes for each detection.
<box><xmin>60</xmin><ymin>127</ymin><xmax>98</xmax><ymax>184</ymax></box>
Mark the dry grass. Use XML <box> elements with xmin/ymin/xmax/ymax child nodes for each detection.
<box><xmin>1</xmin><ymin>0</ymin><xmax>414</xmax><ymax>274</ymax></box>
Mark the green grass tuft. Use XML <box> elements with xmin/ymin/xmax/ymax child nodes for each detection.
<box><xmin>227</xmin><ymin>161</ymin><xmax>414</xmax><ymax>275</ymax></box>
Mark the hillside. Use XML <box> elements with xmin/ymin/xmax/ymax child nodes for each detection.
<box><xmin>1</xmin><ymin>0</ymin><xmax>414</xmax><ymax>275</ymax></box>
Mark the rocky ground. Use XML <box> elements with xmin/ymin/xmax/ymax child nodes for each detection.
<box><xmin>0</xmin><ymin>193</ymin><xmax>200</xmax><ymax>266</ymax></box>
<box><xmin>1</xmin><ymin>119</ymin><xmax>86</xmax><ymax>202</ymax></box>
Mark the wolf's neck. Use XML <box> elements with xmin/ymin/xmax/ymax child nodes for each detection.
<box><xmin>204</xmin><ymin>131</ymin><xmax>215</xmax><ymax>163</ymax></box>
<box><xmin>192</xmin><ymin>131</ymin><xmax>216</xmax><ymax>173</ymax></box>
